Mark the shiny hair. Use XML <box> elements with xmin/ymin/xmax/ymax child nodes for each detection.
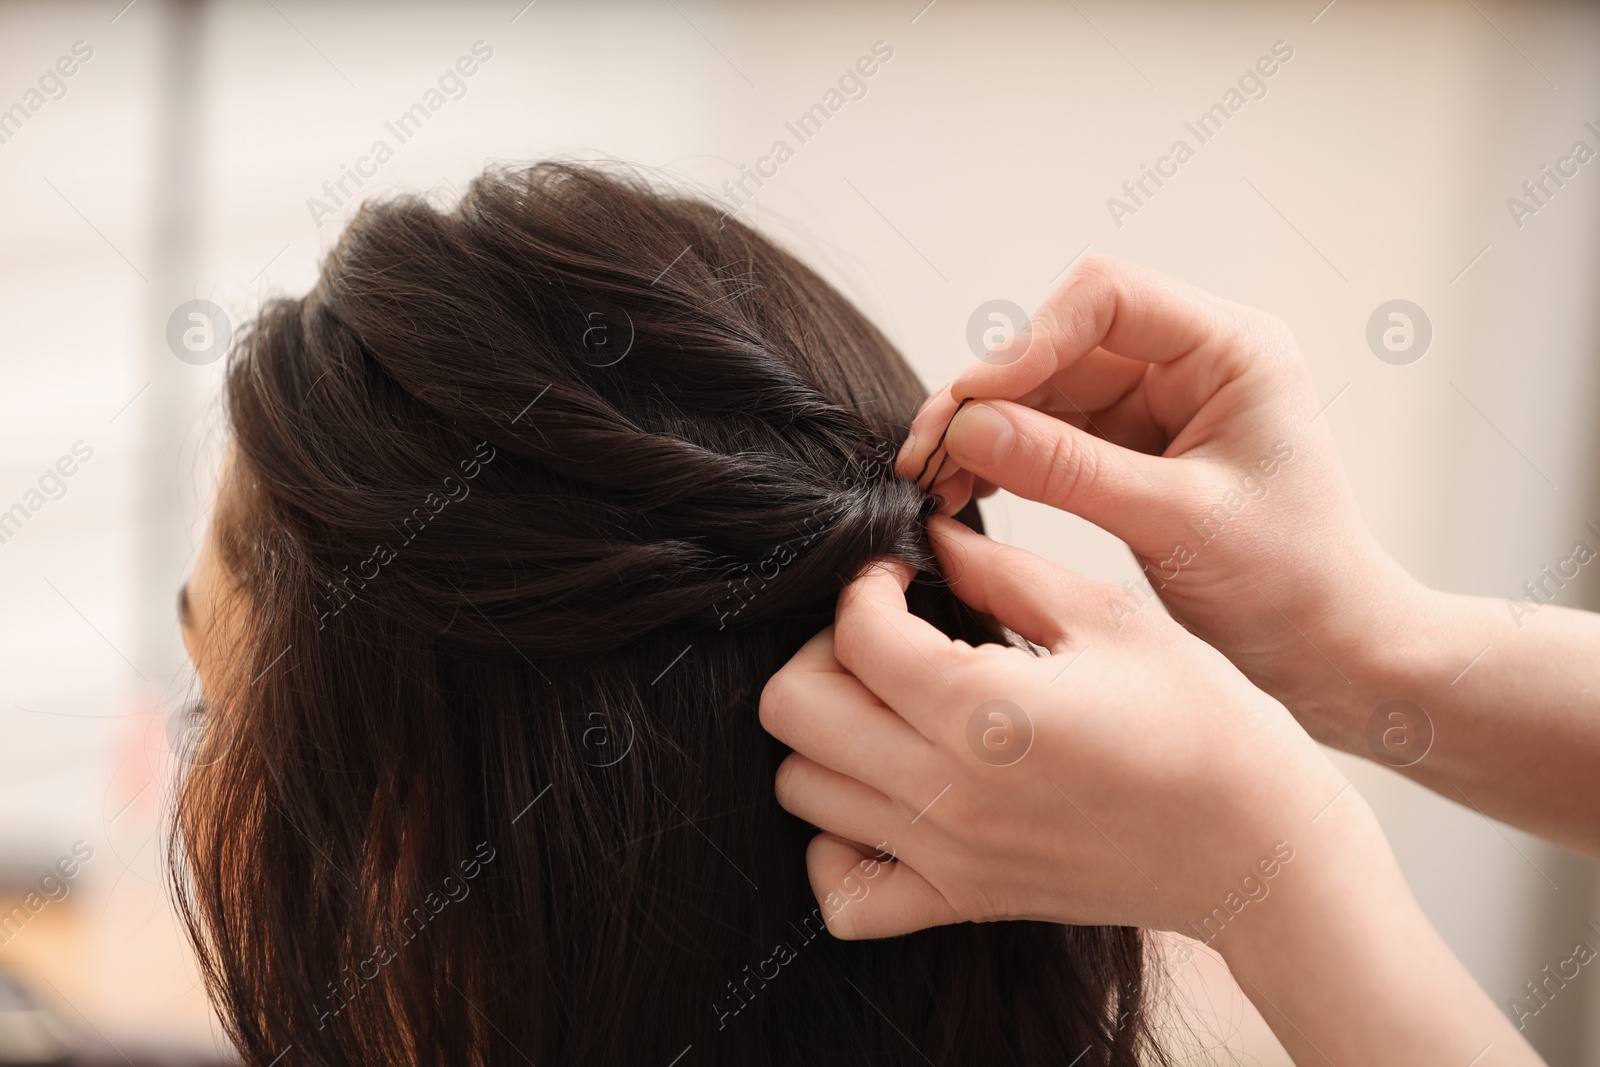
<box><xmin>171</xmin><ymin>162</ymin><xmax>1162</xmax><ymax>1066</ymax></box>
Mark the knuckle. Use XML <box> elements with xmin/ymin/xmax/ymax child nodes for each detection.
<box><xmin>1035</xmin><ymin>431</ymin><xmax>1101</xmax><ymax>506</ymax></box>
<box><xmin>832</xmin><ymin>609</ymin><xmax>868</xmax><ymax>674</ymax></box>
<box><xmin>947</xmin><ymin>638</ymin><xmax>999</xmax><ymax>686</ymax></box>
<box><xmin>1071</xmin><ymin>253</ymin><xmax>1123</xmax><ymax>288</ymax></box>
<box><xmin>821</xmin><ymin>902</ymin><xmax>857</xmax><ymax>940</ymax></box>
<box><xmin>992</xmin><ymin>543</ymin><xmax>1043</xmax><ymax>591</ymax></box>
<box><xmin>758</xmin><ymin>670</ymin><xmax>798</xmax><ymax>735</ymax></box>
<box><xmin>1038</xmin><ymin>256</ymin><xmax>1123</xmax><ymax>349</ymax></box>
<box><xmin>772</xmin><ymin>753</ymin><xmax>804</xmax><ymax>806</ymax></box>
<box><xmin>1071</xmin><ymin>259</ymin><xmax>1122</xmax><ymax>330</ymax></box>
<box><xmin>980</xmin><ymin>544</ymin><xmax>1039</xmax><ymax>600</ymax></box>
<box><xmin>1224</xmin><ymin>309</ymin><xmax>1298</xmax><ymax>375</ymax></box>
<box><xmin>1256</xmin><ymin>310</ymin><xmax>1294</xmax><ymax>343</ymax></box>
<box><xmin>1103</xmin><ymin>583</ymin><xmax>1155</xmax><ymax>634</ymax></box>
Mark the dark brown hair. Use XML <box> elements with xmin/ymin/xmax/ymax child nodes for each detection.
<box><xmin>172</xmin><ymin>163</ymin><xmax>1162</xmax><ymax>1066</ymax></box>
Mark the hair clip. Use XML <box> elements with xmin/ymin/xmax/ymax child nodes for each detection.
<box><xmin>911</xmin><ymin>396</ymin><xmax>974</xmax><ymax>491</ymax></box>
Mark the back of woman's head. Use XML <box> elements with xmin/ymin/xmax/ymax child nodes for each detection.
<box><xmin>176</xmin><ymin>162</ymin><xmax>1159</xmax><ymax>1066</ymax></box>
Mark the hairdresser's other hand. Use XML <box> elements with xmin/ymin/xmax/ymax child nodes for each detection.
<box><xmin>762</xmin><ymin>516</ymin><xmax>1353</xmax><ymax>937</ymax></box>
<box><xmin>762</xmin><ymin>519</ymin><xmax>1546</xmax><ymax>1067</ymax></box>
<box><xmin>898</xmin><ymin>257</ymin><xmax>1425</xmax><ymax>734</ymax></box>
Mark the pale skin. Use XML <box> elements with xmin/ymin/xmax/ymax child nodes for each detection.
<box><xmin>178</xmin><ymin>452</ymin><xmax>241</xmax><ymax>719</ymax></box>
<box><xmin>762</xmin><ymin>256</ymin><xmax>1592</xmax><ymax>1065</ymax></box>
<box><xmin>907</xmin><ymin>256</ymin><xmax>1600</xmax><ymax>857</ymax></box>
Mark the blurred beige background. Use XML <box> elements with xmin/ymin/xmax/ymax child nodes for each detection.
<box><xmin>0</xmin><ymin>0</ymin><xmax>1596</xmax><ymax>1062</ymax></box>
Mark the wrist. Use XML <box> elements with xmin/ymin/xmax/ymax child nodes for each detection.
<box><xmin>1281</xmin><ymin>546</ymin><xmax>1449</xmax><ymax>755</ymax></box>
<box><xmin>1206</xmin><ymin>784</ymin><xmax>1540</xmax><ymax>1066</ymax></box>
<box><xmin>1208</xmin><ymin>788</ymin><xmax>1390</xmax><ymax>975</ymax></box>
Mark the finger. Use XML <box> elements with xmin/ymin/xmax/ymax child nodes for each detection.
<box><xmin>760</xmin><ymin>671</ymin><xmax>933</xmax><ymax>801</ymax></box>
<box><xmin>941</xmin><ymin>400</ymin><xmax>1203</xmax><ymax>544</ymax></box>
<box><xmin>954</xmin><ymin>256</ymin><xmax>1234</xmax><ymax>408</ymax></box>
<box><xmin>897</xmin><ymin>386</ymin><xmax>963</xmax><ymax>486</ymax></box>
<box><xmin>918</xmin><ymin>349</ymin><xmax>1164</xmax><ymax>488</ymax></box>
<box><xmin>832</xmin><ymin>561</ymin><xmax>956</xmax><ymax>732</ymax></box>
<box><xmin>900</xmin><ymin>349</ymin><xmax>1134</xmax><ymax>484</ymax></box>
<box><xmin>931</xmin><ymin>468</ymin><xmax>974</xmax><ymax>515</ymax></box>
<box><xmin>897</xmin><ymin>257</ymin><xmax>1243</xmax><ymax>481</ymax></box>
<box><xmin>1020</xmin><ymin>355</ymin><xmax>1169</xmax><ymax>456</ymax></box>
<box><xmin>1069</xmin><ymin>375</ymin><xmax>1170</xmax><ymax>456</ymax></box>
<box><xmin>781</xmin><ymin>623</ymin><xmax>849</xmax><ymax>675</ymax></box>
<box><xmin>975</xmin><ymin>347</ymin><xmax>1147</xmax><ymax>438</ymax></box>
<box><xmin>774</xmin><ymin>754</ymin><xmax>901</xmax><ymax>847</ymax></box>
<box><xmin>805</xmin><ymin>834</ymin><xmax>960</xmax><ymax>940</ymax></box>
<box><xmin>1035</xmin><ymin>346</ymin><xmax>1149</xmax><ymax>415</ymax></box>
<box><xmin>927</xmin><ymin>515</ymin><xmax>1098</xmax><ymax>650</ymax></box>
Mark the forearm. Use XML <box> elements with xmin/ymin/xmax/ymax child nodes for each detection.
<box><xmin>1212</xmin><ymin>795</ymin><xmax>1543</xmax><ymax>1067</ymax></box>
<box><xmin>1311</xmin><ymin>580</ymin><xmax>1600</xmax><ymax>857</ymax></box>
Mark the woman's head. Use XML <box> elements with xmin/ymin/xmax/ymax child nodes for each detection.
<box><xmin>174</xmin><ymin>162</ymin><xmax>1160</xmax><ymax>1066</ymax></box>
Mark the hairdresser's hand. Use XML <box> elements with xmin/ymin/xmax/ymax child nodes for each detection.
<box><xmin>762</xmin><ymin>516</ymin><xmax>1350</xmax><ymax>937</ymax></box>
<box><xmin>763</xmin><ymin>518</ymin><xmax>1546</xmax><ymax>1067</ymax></box>
<box><xmin>899</xmin><ymin>257</ymin><xmax>1425</xmax><ymax>734</ymax></box>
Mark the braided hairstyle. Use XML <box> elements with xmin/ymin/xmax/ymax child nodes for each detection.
<box><xmin>171</xmin><ymin>163</ymin><xmax>1162</xmax><ymax>1067</ymax></box>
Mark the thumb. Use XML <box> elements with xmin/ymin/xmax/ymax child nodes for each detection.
<box><xmin>943</xmin><ymin>400</ymin><xmax>1196</xmax><ymax>543</ymax></box>
<box><xmin>805</xmin><ymin>834</ymin><xmax>960</xmax><ymax>940</ymax></box>
<box><xmin>926</xmin><ymin>515</ymin><xmax>1096</xmax><ymax>651</ymax></box>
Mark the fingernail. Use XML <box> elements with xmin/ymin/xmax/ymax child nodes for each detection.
<box><xmin>896</xmin><ymin>433</ymin><xmax>917</xmax><ymax>468</ymax></box>
<box><xmin>946</xmin><ymin>403</ymin><xmax>1014</xmax><ymax>468</ymax></box>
